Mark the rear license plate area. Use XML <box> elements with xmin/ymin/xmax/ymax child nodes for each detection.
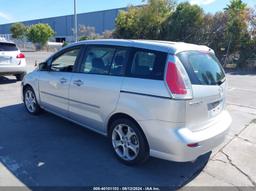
<box><xmin>0</xmin><ymin>57</ymin><xmax>11</xmax><ymax>64</ymax></box>
<box><xmin>208</xmin><ymin>100</ymin><xmax>223</xmax><ymax>117</ymax></box>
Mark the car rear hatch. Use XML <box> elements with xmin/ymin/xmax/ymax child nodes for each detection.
<box><xmin>165</xmin><ymin>50</ymin><xmax>227</xmax><ymax>132</ymax></box>
<box><xmin>0</xmin><ymin>42</ymin><xmax>21</xmax><ymax>65</ymax></box>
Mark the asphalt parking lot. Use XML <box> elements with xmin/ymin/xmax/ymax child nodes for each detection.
<box><xmin>0</xmin><ymin>52</ymin><xmax>256</xmax><ymax>190</ymax></box>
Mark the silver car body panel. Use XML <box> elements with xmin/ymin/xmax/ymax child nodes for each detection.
<box><xmin>22</xmin><ymin>39</ymin><xmax>231</xmax><ymax>162</ymax></box>
<box><xmin>69</xmin><ymin>73</ymin><xmax>124</xmax><ymax>133</ymax></box>
<box><xmin>39</xmin><ymin>71</ymin><xmax>73</xmax><ymax>117</ymax></box>
<box><xmin>118</xmin><ymin>77</ymin><xmax>186</xmax><ymax>122</ymax></box>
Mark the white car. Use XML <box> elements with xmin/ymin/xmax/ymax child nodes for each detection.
<box><xmin>22</xmin><ymin>39</ymin><xmax>232</xmax><ymax>165</ymax></box>
<box><xmin>0</xmin><ymin>39</ymin><xmax>27</xmax><ymax>81</ymax></box>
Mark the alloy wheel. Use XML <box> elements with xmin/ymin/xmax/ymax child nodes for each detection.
<box><xmin>25</xmin><ymin>89</ymin><xmax>37</xmax><ymax>113</ymax></box>
<box><xmin>112</xmin><ymin>124</ymin><xmax>140</xmax><ymax>161</ymax></box>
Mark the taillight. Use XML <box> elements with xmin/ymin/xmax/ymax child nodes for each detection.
<box><xmin>166</xmin><ymin>62</ymin><xmax>187</xmax><ymax>95</ymax></box>
<box><xmin>165</xmin><ymin>57</ymin><xmax>192</xmax><ymax>99</ymax></box>
<box><xmin>17</xmin><ymin>53</ymin><xmax>25</xmax><ymax>59</ymax></box>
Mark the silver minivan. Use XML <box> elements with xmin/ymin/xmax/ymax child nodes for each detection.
<box><xmin>22</xmin><ymin>40</ymin><xmax>232</xmax><ymax>165</ymax></box>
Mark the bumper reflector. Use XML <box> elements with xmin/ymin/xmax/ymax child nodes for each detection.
<box><xmin>187</xmin><ymin>143</ymin><xmax>199</xmax><ymax>148</ymax></box>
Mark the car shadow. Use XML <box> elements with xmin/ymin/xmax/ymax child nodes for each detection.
<box><xmin>0</xmin><ymin>103</ymin><xmax>210</xmax><ymax>189</ymax></box>
<box><xmin>0</xmin><ymin>76</ymin><xmax>17</xmax><ymax>84</ymax></box>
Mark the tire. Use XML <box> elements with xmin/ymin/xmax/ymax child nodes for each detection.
<box><xmin>109</xmin><ymin>118</ymin><xmax>149</xmax><ymax>165</ymax></box>
<box><xmin>15</xmin><ymin>72</ymin><xmax>26</xmax><ymax>81</ymax></box>
<box><xmin>23</xmin><ymin>86</ymin><xmax>41</xmax><ymax>115</ymax></box>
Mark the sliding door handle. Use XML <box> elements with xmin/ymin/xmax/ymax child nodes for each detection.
<box><xmin>73</xmin><ymin>80</ymin><xmax>84</xmax><ymax>86</ymax></box>
<box><xmin>59</xmin><ymin>78</ymin><xmax>67</xmax><ymax>84</ymax></box>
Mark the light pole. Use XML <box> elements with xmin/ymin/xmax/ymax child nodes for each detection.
<box><xmin>74</xmin><ymin>0</ymin><xmax>78</xmax><ymax>42</ymax></box>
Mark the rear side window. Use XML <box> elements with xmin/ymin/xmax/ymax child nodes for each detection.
<box><xmin>177</xmin><ymin>51</ymin><xmax>225</xmax><ymax>85</ymax></box>
<box><xmin>81</xmin><ymin>46</ymin><xmax>129</xmax><ymax>76</ymax></box>
<box><xmin>110</xmin><ymin>49</ymin><xmax>129</xmax><ymax>76</ymax></box>
<box><xmin>0</xmin><ymin>43</ymin><xmax>18</xmax><ymax>51</ymax></box>
<box><xmin>82</xmin><ymin>46</ymin><xmax>116</xmax><ymax>75</ymax></box>
<box><xmin>129</xmin><ymin>49</ymin><xmax>167</xmax><ymax>80</ymax></box>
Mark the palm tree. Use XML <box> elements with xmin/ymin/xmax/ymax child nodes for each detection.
<box><xmin>224</xmin><ymin>0</ymin><xmax>247</xmax><ymax>12</ymax></box>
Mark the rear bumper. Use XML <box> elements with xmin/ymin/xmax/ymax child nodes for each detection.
<box><xmin>139</xmin><ymin>110</ymin><xmax>232</xmax><ymax>162</ymax></box>
<box><xmin>0</xmin><ymin>65</ymin><xmax>27</xmax><ymax>75</ymax></box>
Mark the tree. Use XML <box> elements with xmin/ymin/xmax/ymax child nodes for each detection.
<box><xmin>223</xmin><ymin>0</ymin><xmax>254</xmax><ymax>67</ymax></box>
<box><xmin>162</xmin><ymin>2</ymin><xmax>204</xmax><ymax>42</ymax></box>
<box><xmin>27</xmin><ymin>23</ymin><xmax>54</xmax><ymax>49</ymax></box>
<box><xmin>10</xmin><ymin>23</ymin><xmax>27</xmax><ymax>40</ymax></box>
<box><xmin>200</xmin><ymin>12</ymin><xmax>229</xmax><ymax>60</ymax></box>
<box><xmin>114</xmin><ymin>0</ymin><xmax>175</xmax><ymax>39</ymax></box>
<box><xmin>248</xmin><ymin>6</ymin><xmax>256</xmax><ymax>38</ymax></box>
<box><xmin>113</xmin><ymin>6</ymin><xmax>140</xmax><ymax>39</ymax></box>
<box><xmin>102</xmin><ymin>30</ymin><xmax>113</xmax><ymax>39</ymax></box>
<box><xmin>225</xmin><ymin>0</ymin><xmax>249</xmax><ymax>53</ymax></box>
<box><xmin>113</xmin><ymin>0</ymin><xmax>255</xmax><ymax>68</ymax></box>
<box><xmin>137</xmin><ymin>0</ymin><xmax>175</xmax><ymax>39</ymax></box>
<box><xmin>78</xmin><ymin>25</ymin><xmax>98</xmax><ymax>40</ymax></box>
<box><xmin>239</xmin><ymin>34</ymin><xmax>256</xmax><ymax>68</ymax></box>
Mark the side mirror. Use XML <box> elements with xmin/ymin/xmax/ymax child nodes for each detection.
<box><xmin>39</xmin><ymin>61</ymin><xmax>50</xmax><ymax>71</ymax></box>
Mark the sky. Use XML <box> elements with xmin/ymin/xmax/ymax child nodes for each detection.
<box><xmin>0</xmin><ymin>0</ymin><xmax>255</xmax><ymax>25</ymax></box>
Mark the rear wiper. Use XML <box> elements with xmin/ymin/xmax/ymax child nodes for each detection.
<box><xmin>217</xmin><ymin>78</ymin><xmax>226</xmax><ymax>85</ymax></box>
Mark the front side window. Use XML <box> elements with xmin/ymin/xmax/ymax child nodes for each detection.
<box><xmin>130</xmin><ymin>49</ymin><xmax>167</xmax><ymax>80</ymax></box>
<box><xmin>51</xmin><ymin>48</ymin><xmax>81</xmax><ymax>72</ymax></box>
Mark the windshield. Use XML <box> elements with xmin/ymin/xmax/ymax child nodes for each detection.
<box><xmin>177</xmin><ymin>51</ymin><xmax>225</xmax><ymax>86</ymax></box>
<box><xmin>0</xmin><ymin>42</ymin><xmax>18</xmax><ymax>51</ymax></box>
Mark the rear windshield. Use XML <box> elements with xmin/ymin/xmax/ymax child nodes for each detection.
<box><xmin>177</xmin><ymin>51</ymin><xmax>225</xmax><ymax>85</ymax></box>
<box><xmin>0</xmin><ymin>42</ymin><xmax>18</xmax><ymax>51</ymax></box>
